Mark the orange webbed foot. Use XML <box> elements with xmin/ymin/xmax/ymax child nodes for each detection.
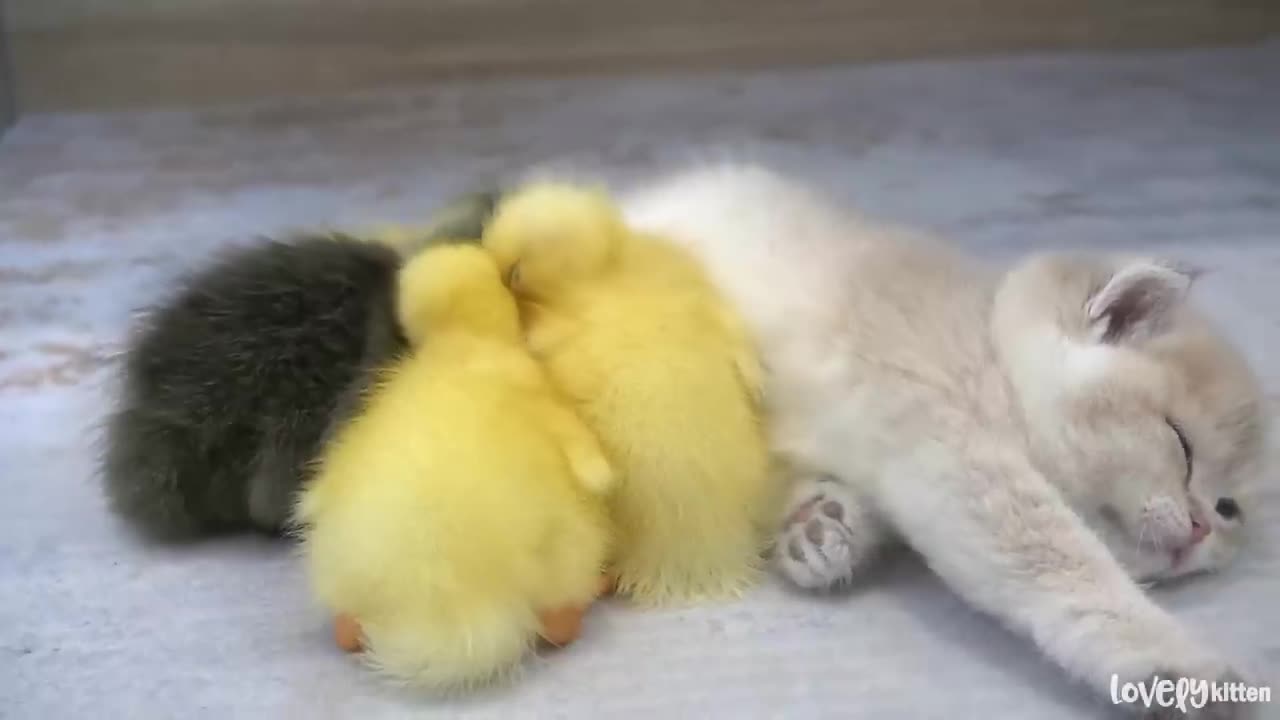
<box><xmin>538</xmin><ymin>605</ymin><xmax>586</xmax><ymax>647</ymax></box>
<box><xmin>334</xmin><ymin>613</ymin><xmax>364</xmax><ymax>653</ymax></box>
<box><xmin>597</xmin><ymin>573</ymin><xmax>616</xmax><ymax>597</ymax></box>
<box><xmin>537</xmin><ymin>574</ymin><xmax>614</xmax><ymax>648</ymax></box>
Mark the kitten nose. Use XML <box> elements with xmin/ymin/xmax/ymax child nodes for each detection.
<box><xmin>1188</xmin><ymin>516</ymin><xmax>1211</xmax><ymax>546</ymax></box>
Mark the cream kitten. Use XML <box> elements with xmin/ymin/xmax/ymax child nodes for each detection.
<box><xmin>619</xmin><ymin>164</ymin><xmax>1267</xmax><ymax>718</ymax></box>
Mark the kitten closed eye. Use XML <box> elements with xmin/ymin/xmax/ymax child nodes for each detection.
<box><xmin>1167</xmin><ymin>419</ymin><xmax>1193</xmax><ymax>483</ymax></box>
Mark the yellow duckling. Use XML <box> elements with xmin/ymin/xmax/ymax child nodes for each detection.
<box><xmin>483</xmin><ymin>182</ymin><xmax>774</xmax><ymax>606</ymax></box>
<box><xmin>293</xmin><ymin>244</ymin><xmax>613</xmax><ymax>691</ymax></box>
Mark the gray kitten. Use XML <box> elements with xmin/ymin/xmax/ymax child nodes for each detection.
<box><xmin>102</xmin><ymin>194</ymin><xmax>499</xmax><ymax>540</ymax></box>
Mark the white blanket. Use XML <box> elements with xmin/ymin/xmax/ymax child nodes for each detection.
<box><xmin>2</xmin><ymin>41</ymin><xmax>1277</xmax><ymax>719</ymax></box>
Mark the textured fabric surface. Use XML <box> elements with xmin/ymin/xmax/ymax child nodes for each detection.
<box><xmin>2</xmin><ymin>42</ymin><xmax>1278</xmax><ymax>719</ymax></box>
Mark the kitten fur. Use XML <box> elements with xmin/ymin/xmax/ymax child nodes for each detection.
<box><xmin>618</xmin><ymin>164</ymin><xmax>1267</xmax><ymax>717</ymax></box>
<box><xmin>294</xmin><ymin>245</ymin><xmax>612</xmax><ymax>690</ymax></box>
<box><xmin>102</xmin><ymin>235</ymin><xmax>404</xmax><ymax>539</ymax></box>
<box><xmin>482</xmin><ymin>183</ymin><xmax>775</xmax><ymax>606</ymax></box>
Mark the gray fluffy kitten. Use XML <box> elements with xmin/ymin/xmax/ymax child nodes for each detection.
<box><xmin>102</xmin><ymin>193</ymin><xmax>498</xmax><ymax>540</ymax></box>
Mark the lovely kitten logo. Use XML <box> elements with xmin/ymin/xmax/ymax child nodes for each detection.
<box><xmin>1111</xmin><ymin>674</ymin><xmax>1272</xmax><ymax>713</ymax></box>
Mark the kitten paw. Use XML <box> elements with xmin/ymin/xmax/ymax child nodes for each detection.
<box><xmin>775</xmin><ymin>479</ymin><xmax>878</xmax><ymax>590</ymax></box>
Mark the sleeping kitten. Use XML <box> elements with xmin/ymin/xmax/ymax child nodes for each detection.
<box><xmin>619</xmin><ymin>164</ymin><xmax>1267</xmax><ymax>718</ymax></box>
<box><xmin>102</xmin><ymin>235</ymin><xmax>405</xmax><ymax>539</ymax></box>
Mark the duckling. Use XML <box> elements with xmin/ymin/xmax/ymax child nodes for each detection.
<box><xmin>483</xmin><ymin>182</ymin><xmax>774</xmax><ymax>605</ymax></box>
<box><xmin>294</xmin><ymin>244</ymin><xmax>613</xmax><ymax>690</ymax></box>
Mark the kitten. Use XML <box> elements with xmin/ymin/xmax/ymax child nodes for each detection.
<box><xmin>102</xmin><ymin>190</ymin><xmax>502</xmax><ymax>541</ymax></box>
<box><xmin>102</xmin><ymin>235</ymin><xmax>405</xmax><ymax>539</ymax></box>
<box><xmin>619</xmin><ymin>164</ymin><xmax>1267</xmax><ymax>717</ymax></box>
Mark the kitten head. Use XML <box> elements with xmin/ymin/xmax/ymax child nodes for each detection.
<box><xmin>995</xmin><ymin>254</ymin><xmax>1268</xmax><ymax>583</ymax></box>
<box><xmin>482</xmin><ymin>182</ymin><xmax>624</xmax><ymax>300</ymax></box>
<box><xmin>395</xmin><ymin>244</ymin><xmax>520</xmax><ymax>345</ymax></box>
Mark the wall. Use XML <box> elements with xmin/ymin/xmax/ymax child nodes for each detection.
<box><xmin>1</xmin><ymin>0</ymin><xmax>15</xmax><ymax>130</ymax></box>
<box><xmin>9</xmin><ymin>0</ymin><xmax>1280</xmax><ymax>112</ymax></box>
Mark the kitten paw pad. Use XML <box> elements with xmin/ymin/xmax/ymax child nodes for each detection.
<box><xmin>775</xmin><ymin>494</ymin><xmax>871</xmax><ymax>590</ymax></box>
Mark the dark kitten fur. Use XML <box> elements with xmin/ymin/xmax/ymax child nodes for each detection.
<box><xmin>102</xmin><ymin>235</ymin><xmax>406</xmax><ymax>540</ymax></box>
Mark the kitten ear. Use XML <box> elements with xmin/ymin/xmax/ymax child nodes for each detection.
<box><xmin>1086</xmin><ymin>260</ymin><xmax>1196</xmax><ymax>343</ymax></box>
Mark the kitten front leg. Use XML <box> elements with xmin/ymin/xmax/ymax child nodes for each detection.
<box><xmin>775</xmin><ymin>473</ymin><xmax>886</xmax><ymax>590</ymax></box>
<box><xmin>247</xmin><ymin>442</ymin><xmax>309</xmax><ymax>534</ymax></box>
<box><xmin>874</xmin><ymin>438</ymin><xmax>1244</xmax><ymax>717</ymax></box>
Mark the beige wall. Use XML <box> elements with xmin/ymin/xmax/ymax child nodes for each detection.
<box><xmin>9</xmin><ymin>0</ymin><xmax>1280</xmax><ymax>112</ymax></box>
